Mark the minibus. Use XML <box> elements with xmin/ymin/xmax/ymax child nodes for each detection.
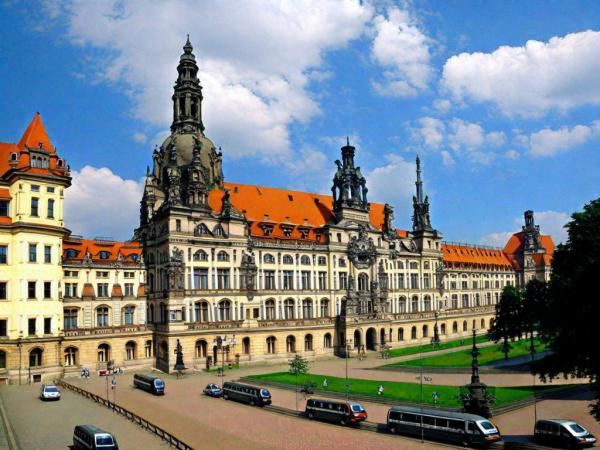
<box><xmin>387</xmin><ymin>406</ymin><xmax>501</xmax><ymax>447</ymax></box>
<box><xmin>222</xmin><ymin>382</ymin><xmax>271</xmax><ymax>406</ymax></box>
<box><xmin>305</xmin><ymin>399</ymin><xmax>367</xmax><ymax>426</ymax></box>
<box><xmin>73</xmin><ymin>425</ymin><xmax>118</xmax><ymax>450</ymax></box>
<box><xmin>534</xmin><ymin>419</ymin><xmax>596</xmax><ymax>448</ymax></box>
<box><xmin>133</xmin><ymin>373</ymin><xmax>165</xmax><ymax>395</ymax></box>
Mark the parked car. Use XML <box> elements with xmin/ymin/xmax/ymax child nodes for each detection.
<box><xmin>203</xmin><ymin>383</ymin><xmax>223</xmax><ymax>397</ymax></box>
<box><xmin>40</xmin><ymin>384</ymin><xmax>61</xmax><ymax>401</ymax></box>
<box><xmin>73</xmin><ymin>425</ymin><xmax>118</xmax><ymax>450</ymax></box>
<box><xmin>534</xmin><ymin>419</ymin><xmax>596</xmax><ymax>449</ymax></box>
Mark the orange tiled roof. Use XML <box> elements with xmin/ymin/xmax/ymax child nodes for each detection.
<box><xmin>442</xmin><ymin>243</ymin><xmax>513</xmax><ymax>270</ymax></box>
<box><xmin>111</xmin><ymin>284</ymin><xmax>123</xmax><ymax>297</ymax></box>
<box><xmin>17</xmin><ymin>112</ymin><xmax>55</xmax><ymax>153</ymax></box>
<box><xmin>63</xmin><ymin>238</ymin><xmax>142</xmax><ymax>263</ymax></box>
<box><xmin>207</xmin><ymin>182</ymin><xmax>396</xmax><ymax>242</ymax></box>
<box><xmin>82</xmin><ymin>283</ymin><xmax>95</xmax><ymax>297</ymax></box>
<box><xmin>503</xmin><ymin>231</ymin><xmax>554</xmax><ymax>269</ymax></box>
<box><xmin>0</xmin><ymin>188</ymin><xmax>10</xmax><ymax>199</ymax></box>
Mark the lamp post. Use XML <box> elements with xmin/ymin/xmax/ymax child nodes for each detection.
<box><xmin>431</xmin><ymin>311</ymin><xmax>441</xmax><ymax>348</ymax></box>
<box><xmin>345</xmin><ymin>338</ymin><xmax>353</xmax><ymax>401</ymax></box>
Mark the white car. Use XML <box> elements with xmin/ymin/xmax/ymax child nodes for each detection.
<box><xmin>40</xmin><ymin>384</ymin><xmax>61</xmax><ymax>401</ymax></box>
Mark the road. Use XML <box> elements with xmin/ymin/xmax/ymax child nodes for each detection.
<box><xmin>0</xmin><ymin>384</ymin><xmax>171</xmax><ymax>450</ymax></box>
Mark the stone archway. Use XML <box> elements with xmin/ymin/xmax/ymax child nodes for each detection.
<box><xmin>353</xmin><ymin>329</ymin><xmax>362</xmax><ymax>348</ymax></box>
<box><xmin>366</xmin><ymin>327</ymin><xmax>377</xmax><ymax>351</ymax></box>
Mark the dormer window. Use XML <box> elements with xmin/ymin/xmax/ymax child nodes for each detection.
<box><xmin>98</xmin><ymin>251</ymin><xmax>110</xmax><ymax>260</ymax></box>
<box><xmin>213</xmin><ymin>224</ymin><xmax>226</xmax><ymax>237</ymax></box>
<box><xmin>65</xmin><ymin>249</ymin><xmax>78</xmax><ymax>259</ymax></box>
<box><xmin>129</xmin><ymin>254</ymin><xmax>139</xmax><ymax>262</ymax></box>
<box><xmin>195</xmin><ymin>223</ymin><xmax>211</xmax><ymax>236</ymax></box>
<box><xmin>280</xmin><ymin>224</ymin><xmax>293</xmax><ymax>237</ymax></box>
<box><xmin>260</xmin><ymin>224</ymin><xmax>274</xmax><ymax>236</ymax></box>
<box><xmin>10</xmin><ymin>152</ymin><xmax>18</xmax><ymax>162</ymax></box>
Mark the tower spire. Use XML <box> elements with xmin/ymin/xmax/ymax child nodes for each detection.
<box><xmin>415</xmin><ymin>155</ymin><xmax>423</xmax><ymax>203</ymax></box>
<box><xmin>412</xmin><ymin>155</ymin><xmax>432</xmax><ymax>231</ymax></box>
<box><xmin>171</xmin><ymin>37</ymin><xmax>204</xmax><ymax>133</ymax></box>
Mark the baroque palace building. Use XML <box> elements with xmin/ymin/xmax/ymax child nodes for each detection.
<box><xmin>0</xmin><ymin>39</ymin><xmax>554</xmax><ymax>383</ymax></box>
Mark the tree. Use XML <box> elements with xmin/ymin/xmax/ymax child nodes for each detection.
<box><xmin>288</xmin><ymin>354</ymin><xmax>310</xmax><ymax>376</ymax></box>
<box><xmin>522</xmin><ymin>279</ymin><xmax>547</xmax><ymax>354</ymax></box>
<box><xmin>536</xmin><ymin>198</ymin><xmax>600</xmax><ymax>421</ymax></box>
<box><xmin>488</xmin><ymin>285</ymin><xmax>522</xmax><ymax>360</ymax></box>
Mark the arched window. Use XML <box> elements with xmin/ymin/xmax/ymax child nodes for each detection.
<box><xmin>242</xmin><ymin>337</ymin><xmax>250</xmax><ymax>355</ymax></box>
<box><xmin>213</xmin><ymin>224</ymin><xmax>226</xmax><ymax>236</ymax></box>
<box><xmin>411</xmin><ymin>296</ymin><xmax>419</xmax><ymax>312</ymax></box>
<box><xmin>397</xmin><ymin>261</ymin><xmax>404</xmax><ymax>269</ymax></box>
<box><xmin>195</xmin><ymin>340</ymin><xmax>207</xmax><ymax>358</ymax></box>
<box><xmin>422</xmin><ymin>325</ymin><xmax>429</xmax><ymax>338</ymax></box>
<box><xmin>282</xmin><ymin>254</ymin><xmax>293</xmax><ymax>264</ymax></box>
<box><xmin>0</xmin><ymin>350</ymin><xmax>6</xmax><ymax>369</ymax></box>
<box><xmin>463</xmin><ymin>320</ymin><xmax>468</xmax><ymax>332</ymax></box>
<box><xmin>472</xmin><ymin>319</ymin><xmax>476</xmax><ymax>330</ymax></box>
<box><xmin>423</xmin><ymin>295</ymin><xmax>431</xmax><ymax>311</ymax></box>
<box><xmin>480</xmin><ymin>318</ymin><xmax>485</xmax><ymax>329</ymax></box>
<box><xmin>265</xmin><ymin>299</ymin><xmax>276</xmax><ymax>320</ymax></box>
<box><xmin>123</xmin><ymin>305</ymin><xmax>135</xmax><ymax>325</ymax></box>
<box><xmin>358</xmin><ymin>273</ymin><xmax>369</xmax><ymax>291</ymax></box>
<box><xmin>284</xmin><ymin>299</ymin><xmax>294</xmax><ymax>319</ymax></box>
<box><xmin>29</xmin><ymin>348</ymin><xmax>43</xmax><ymax>367</ymax></box>
<box><xmin>266</xmin><ymin>336</ymin><xmax>276</xmax><ymax>354</ymax></box>
<box><xmin>317</xmin><ymin>256</ymin><xmax>326</xmax><ymax>265</ymax></box>
<box><xmin>194</xmin><ymin>301</ymin><xmax>209</xmax><ymax>322</ymax></box>
<box><xmin>323</xmin><ymin>333</ymin><xmax>332</xmax><ymax>348</ymax></box>
<box><xmin>159</xmin><ymin>341</ymin><xmax>168</xmax><ymax>359</ymax></box>
<box><xmin>462</xmin><ymin>294</ymin><xmax>469</xmax><ymax>308</ymax></box>
<box><xmin>195</xmin><ymin>224</ymin><xmax>211</xmax><ymax>236</ymax></box>
<box><xmin>399</xmin><ymin>296</ymin><xmax>406</xmax><ymax>313</ymax></box>
<box><xmin>451</xmin><ymin>294</ymin><xmax>458</xmax><ymax>309</ymax></box>
<box><xmin>193</xmin><ymin>250</ymin><xmax>208</xmax><ymax>261</ymax></box>
<box><xmin>97</xmin><ymin>344</ymin><xmax>110</xmax><ymax>362</ymax></box>
<box><xmin>300</xmin><ymin>255</ymin><xmax>311</xmax><ymax>265</ymax></box>
<box><xmin>441</xmin><ymin>323</ymin><xmax>447</xmax><ymax>335</ymax></box>
<box><xmin>411</xmin><ymin>326</ymin><xmax>417</xmax><ymax>340</ymax></box>
<box><xmin>96</xmin><ymin>306</ymin><xmax>110</xmax><ymax>327</ymax></box>
<box><xmin>286</xmin><ymin>335</ymin><xmax>296</xmax><ymax>353</ymax></box>
<box><xmin>398</xmin><ymin>328</ymin><xmax>404</xmax><ymax>341</ymax></box>
<box><xmin>409</xmin><ymin>261</ymin><xmax>418</xmax><ymax>269</ymax></box>
<box><xmin>217</xmin><ymin>251</ymin><xmax>229</xmax><ymax>262</ymax></box>
<box><xmin>125</xmin><ymin>341</ymin><xmax>137</xmax><ymax>360</ymax></box>
<box><xmin>453</xmin><ymin>321</ymin><xmax>458</xmax><ymax>334</ymax></box>
<box><xmin>218</xmin><ymin>300</ymin><xmax>231</xmax><ymax>321</ymax></box>
<box><xmin>302</xmin><ymin>299</ymin><xmax>313</xmax><ymax>319</ymax></box>
<box><xmin>320</xmin><ymin>299</ymin><xmax>329</xmax><ymax>317</ymax></box>
<box><xmin>263</xmin><ymin>253</ymin><xmax>275</xmax><ymax>264</ymax></box>
<box><xmin>304</xmin><ymin>334</ymin><xmax>313</xmax><ymax>351</ymax></box>
<box><xmin>64</xmin><ymin>346</ymin><xmax>77</xmax><ymax>366</ymax></box>
<box><xmin>145</xmin><ymin>340</ymin><xmax>153</xmax><ymax>358</ymax></box>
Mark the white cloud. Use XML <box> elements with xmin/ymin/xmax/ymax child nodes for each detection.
<box><xmin>480</xmin><ymin>210</ymin><xmax>569</xmax><ymax>247</ymax></box>
<box><xmin>51</xmin><ymin>0</ymin><xmax>372</xmax><ymax>162</ymax></box>
<box><xmin>486</xmin><ymin>131</ymin><xmax>506</xmax><ymax>148</ymax></box>
<box><xmin>505</xmin><ymin>149</ymin><xmax>519</xmax><ymax>160</ymax></box>
<box><xmin>132</xmin><ymin>132</ymin><xmax>147</xmax><ymax>144</ymax></box>
<box><xmin>441</xmin><ymin>150</ymin><xmax>455</xmax><ymax>167</ymax></box>
<box><xmin>528</xmin><ymin>124</ymin><xmax>595</xmax><ymax>157</ymax></box>
<box><xmin>433</xmin><ymin>98</ymin><xmax>451</xmax><ymax>113</ymax></box>
<box><xmin>370</xmin><ymin>7</ymin><xmax>433</xmax><ymax>97</ymax></box>
<box><xmin>65</xmin><ymin>166</ymin><xmax>144</xmax><ymax>240</ymax></box>
<box><xmin>448</xmin><ymin>118</ymin><xmax>485</xmax><ymax>151</ymax></box>
<box><xmin>415</xmin><ymin>117</ymin><xmax>445</xmax><ymax>149</ymax></box>
<box><xmin>441</xmin><ymin>30</ymin><xmax>600</xmax><ymax>117</ymax></box>
<box><xmin>367</xmin><ymin>154</ymin><xmax>415</xmax><ymax>225</ymax></box>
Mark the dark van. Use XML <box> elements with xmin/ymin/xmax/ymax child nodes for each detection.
<box><xmin>222</xmin><ymin>382</ymin><xmax>271</xmax><ymax>406</ymax></box>
<box><xmin>387</xmin><ymin>406</ymin><xmax>501</xmax><ymax>447</ymax></box>
<box><xmin>305</xmin><ymin>399</ymin><xmax>367</xmax><ymax>426</ymax></box>
<box><xmin>133</xmin><ymin>373</ymin><xmax>165</xmax><ymax>395</ymax></box>
<box><xmin>73</xmin><ymin>425</ymin><xmax>118</xmax><ymax>450</ymax></box>
<box><xmin>534</xmin><ymin>419</ymin><xmax>596</xmax><ymax>448</ymax></box>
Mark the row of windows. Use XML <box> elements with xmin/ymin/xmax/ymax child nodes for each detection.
<box><xmin>29</xmin><ymin>197</ymin><xmax>55</xmax><ymax>218</ymax></box>
<box><xmin>0</xmin><ymin>281</ymin><xmax>53</xmax><ymax>300</ymax></box>
<box><xmin>0</xmin><ymin>244</ymin><xmax>53</xmax><ymax>264</ymax></box>
<box><xmin>64</xmin><ymin>305</ymin><xmax>136</xmax><ymax>329</ymax></box>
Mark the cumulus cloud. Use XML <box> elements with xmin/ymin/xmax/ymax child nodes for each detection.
<box><xmin>440</xmin><ymin>150</ymin><xmax>455</xmax><ymax>167</ymax></box>
<box><xmin>49</xmin><ymin>0</ymin><xmax>372</xmax><ymax>162</ymax></box>
<box><xmin>367</xmin><ymin>154</ymin><xmax>416</xmax><ymax>226</ymax></box>
<box><xmin>415</xmin><ymin>117</ymin><xmax>445</xmax><ymax>149</ymax></box>
<box><xmin>433</xmin><ymin>98</ymin><xmax>451</xmax><ymax>113</ymax></box>
<box><xmin>480</xmin><ymin>210</ymin><xmax>569</xmax><ymax>247</ymax></box>
<box><xmin>504</xmin><ymin>149</ymin><xmax>519</xmax><ymax>160</ymax></box>
<box><xmin>528</xmin><ymin>123</ymin><xmax>598</xmax><ymax>157</ymax></box>
<box><xmin>441</xmin><ymin>30</ymin><xmax>600</xmax><ymax>117</ymax></box>
<box><xmin>370</xmin><ymin>7</ymin><xmax>433</xmax><ymax>97</ymax></box>
<box><xmin>132</xmin><ymin>132</ymin><xmax>147</xmax><ymax>144</ymax></box>
<box><xmin>65</xmin><ymin>166</ymin><xmax>144</xmax><ymax>240</ymax></box>
<box><xmin>448</xmin><ymin>118</ymin><xmax>485</xmax><ymax>151</ymax></box>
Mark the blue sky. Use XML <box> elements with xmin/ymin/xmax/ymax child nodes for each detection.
<box><xmin>1</xmin><ymin>0</ymin><xmax>599</xmax><ymax>244</ymax></box>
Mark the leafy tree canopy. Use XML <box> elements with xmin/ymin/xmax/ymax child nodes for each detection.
<box><xmin>288</xmin><ymin>354</ymin><xmax>310</xmax><ymax>376</ymax></box>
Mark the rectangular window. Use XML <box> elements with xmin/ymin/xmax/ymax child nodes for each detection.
<box><xmin>0</xmin><ymin>200</ymin><xmax>8</xmax><ymax>216</ymax></box>
<box><xmin>423</xmin><ymin>274</ymin><xmax>430</xmax><ymax>289</ymax></box>
<box><xmin>124</xmin><ymin>271</ymin><xmax>135</xmax><ymax>278</ymax></box>
<box><xmin>175</xmin><ymin>219</ymin><xmax>181</xmax><ymax>231</ymax></box>
<box><xmin>450</xmin><ymin>281</ymin><xmax>457</xmax><ymax>290</ymax></box>
<box><xmin>0</xmin><ymin>319</ymin><xmax>6</xmax><ymax>336</ymax></box>
<box><xmin>462</xmin><ymin>280</ymin><xmax>468</xmax><ymax>289</ymax></box>
<box><xmin>43</xmin><ymin>282</ymin><xmax>51</xmax><ymax>299</ymax></box>
<box><xmin>264</xmin><ymin>270</ymin><xmax>275</xmax><ymax>290</ymax></box>
<box><xmin>217</xmin><ymin>269</ymin><xmax>230</xmax><ymax>289</ymax></box>
<box><xmin>193</xmin><ymin>268</ymin><xmax>209</xmax><ymax>290</ymax></box>
<box><xmin>29</xmin><ymin>243</ymin><xmax>37</xmax><ymax>262</ymax></box>
<box><xmin>28</xmin><ymin>318</ymin><xmax>36</xmax><ymax>335</ymax></box>
<box><xmin>410</xmin><ymin>273</ymin><xmax>419</xmax><ymax>289</ymax></box>
<box><xmin>97</xmin><ymin>283</ymin><xmax>109</xmax><ymax>297</ymax></box>
<box><xmin>44</xmin><ymin>317</ymin><xmax>51</xmax><ymax>334</ymax></box>
<box><xmin>124</xmin><ymin>283</ymin><xmax>134</xmax><ymax>296</ymax></box>
<box><xmin>318</xmin><ymin>272</ymin><xmax>327</xmax><ymax>290</ymax></box>
<box><xmin>31</xmin><ymin>197</ymin><xmax>39</xmax><ymax>216</ymax></box>
<box><xmin>31</xmin><ymin>185</ymin><xmax>40</xmax><ymax>192</ymax></box>
<box><xmin>96</xmin><ymin>271</ymin><xmax>109</xmax><ymax>278</ymax></box>
<box><xmin>472</xmin><ymin>281</ymin><xmax>478</xmax><ymax>289</ymax></box>
<box><xmin>47</xmin><ymin>199</ymin><xmax>55</xmax><ymax>218</ymax></box>
<box><xmin>282</xmin><ymin>271</ymin><xmax>294</xmax><ymax>290</ymax></box>
<box><xmin>397</xmin><ymin>274</ymin><xmax>405</xmax><ymax>289</ymax></box>
<box><xmin>64</xmin><ymin>283</ymin><xmax>78</xmax><ymax>297</ymax></box>
<box><xmin>0</xmin><ymin>245</ymin><xmax>7</xmax><ymax>264</ymax></box>
<box><xmin>339</xmin><ymin>272</ymin><xmax>347</xmax><ymax>290</ymax></box>
<box><xmin>47</xmin><ymin>186</ymin><xmax>55</xmax><ymax>193</ymax></box>
<box><xmin>301</xmin><ymin>271</ymin><xmax>311</xmax><ymax>290</ymax></box>
<box><xmin>0</xmin><ymin>282</ymin><xmax>6</xmax><ymax>300</ymax></box>
<box><xmin>28</xmin><ymin>281</ymin><xmax>36</xmax><ymax>299</ymax></box>
<box><xmin>44</xmin><ymin>245</ymin><xmax>51</xmax><ymax>263</ymax></box>
<box><xmin>64</xmin><ymin>309</ymin><xmax>78</xmax><ymax>330</ymax></box>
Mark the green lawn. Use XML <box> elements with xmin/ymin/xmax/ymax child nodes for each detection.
<box><xmin>386</xmin><ymin>334</ymin><xmax>489</xmax><ymax>359</ymax></box>
<box><xmin>386</xmin><ymin>337</ymin><xmax>546</xmax><ymax>368</ymax></box>
<box><xmin>246</xmin><ymin>372</ymin><xmax>568</xmax><ymax>408</ymax></box>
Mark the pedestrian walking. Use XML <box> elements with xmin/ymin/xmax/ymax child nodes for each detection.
<box><xmin>323</xmin><ymin>378</ymin><xmax>328</xmax><ymax>390</ymax></box>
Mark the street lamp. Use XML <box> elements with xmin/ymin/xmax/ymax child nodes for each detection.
<box><xmin>345</xmin><ymin>338</ymin><xmax>353</xmax><ymax>401</ymax></box>
<box><xmin>431</xmin><ymin>311</ymin><xmax>441</xmax><ymax>348</ymax></box>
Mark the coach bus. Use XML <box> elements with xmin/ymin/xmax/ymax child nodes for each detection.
<box><xmin>305</xmin><ymin>399</ymin><xmax>367</xmax><ymax>426</ymax></box>
<box><xmin>222</xmin><ymin>382</ymin><xmax>271</xmax><ymax>406</ymax></box>
<box><xmin>386</xmin><ymin>406</ymin><xmax>501</xmax><ymax>447</ymax></box>
<box><xmin>133</xmin><ymin>373</ymin><xmax>165</xmax><ymax>395</ymax></box>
